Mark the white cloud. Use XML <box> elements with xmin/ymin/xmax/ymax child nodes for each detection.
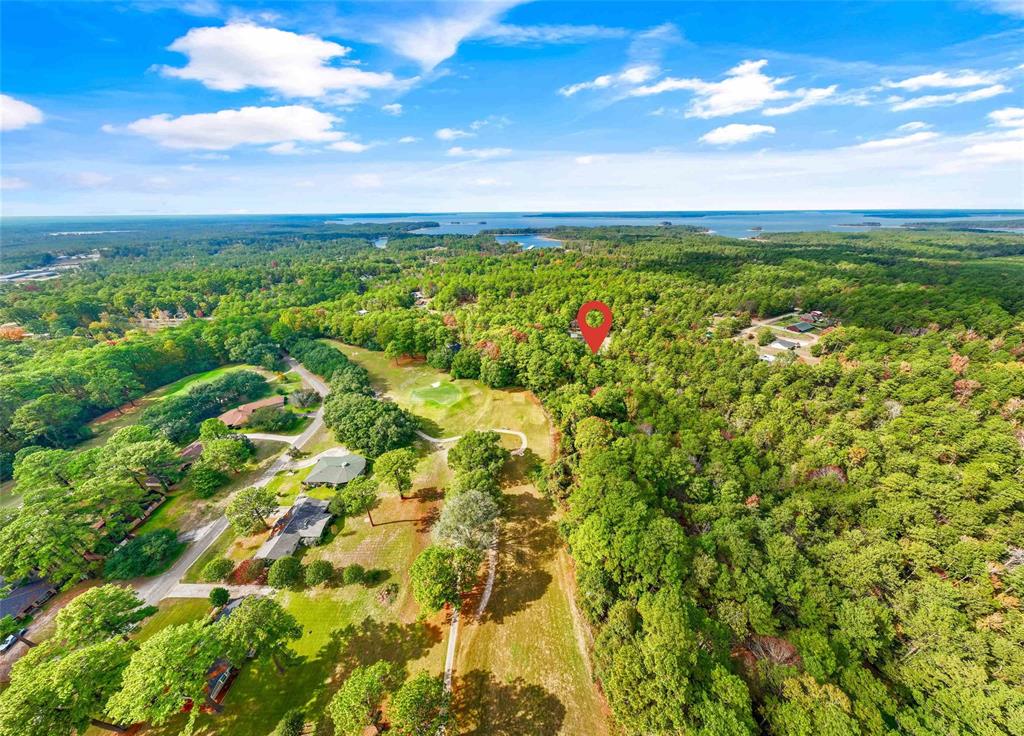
<box><xmin>470</xmin><ymin>114</ymin><xmax>510</xmax><ymax>130</ymax></box>
<box><xmin>575</xmin><ymin>155</ymin><xmax>605</xmax><ymax>164</ymax></box>
<box><xmin>398</xmin><ymin>135</ymin><xmax>420</xmax><ymax>143</ymax></box>
<box><xmin>989</xmin><ymin>106</ymin><xmax>1024</xmax><ymax>127</ymax></box>
<box><xmin>350</xmin><ymin>173</ymin><xmax>383</xmax><ymax>188</ymax></box>
<box><xmin>1</xmin><ymin>177</ymin><xmax>29</xmax><ymax>190</ymax></box>
<box><xmin>629</xmin><ymin>60</ymin><xmax>836</xmax><ymax>119</ymax></box>
<box><xmin>473</xmin><ymin>177</ymin><xmax>501</xmax><ymax>185</ymax></box>
<box><xmin>855</xmin><ymin>131</ymin><xmax>940</xmax><ymax>149</ymax></box>
<box><xmin>897</xmin><ymin>121</ymin><xmax>932</xmax><ymax>131</ymax></box>
<box><xmin>1</xmin><ymin>94</ymin><xmax>44</xmax><ymax>131</ymax></box>
<box><xmin>159</xmin><ymin>23</ymin><xmax>400</xmax><ymax>101</ymax></box>
<box><xmin>763</xmin><ymin>85</ymin><xmax>837</xmax><ymax>116</ymax></box>
<box><xmin>70</xmin><ymin>172</ymin><xmax>113</xmax><ymax>188</ymax></box>
<box><xmin>267</xmin><ymin>141</ymin><xmax>308</xmax><ymax>155</ymax></box>
<box><xmin>447</xmin><ymin>145</ymin><xmax>511</xmax><ymax>159</ymax></box>
<box><xmin>889</xmin><ymin>84</ymin><xmax>1010</xmax><ymax>111</ymax></box>
<box><xmin>381</xmin><ymin>103</ymin><xmax>403</xmax><ymax>116</ymax></box>
<box><xmin>480</xmin><ymin>23</ymin><xmax>627</xmax><ymax>45</ymax></box>
<box><xmin>435</xmin><ymin>127</ymin><xmax>472</xmax><ymax>140</ymax></box>
<box><xmin>328</xmin><ymin>139</ymin><xmax>371</xmax><ymax>153</ymax></box>
<box><xmin>700</xmin><ymin>123</ymin><xmax>776</xmax><ymax>146</ymax></box>
<box><xmin>559</xmin><ymin>64</ymin><xmax>657</xmax><ymax>96</ymax></box>
<box><xmin>105</xmin><ymin>105</ymin><xmax>344</xmax><ymax>150</ymax></box>
<box><xmin>374</xmin><ymin>0</ymin><xmax>522</xmax><ymax>71</ymax></box>
<box><xmin>972</xmin><ymin>0</ymin><xmax>1024</xmax><ymax>16</ymax></box>
<box><xmin>884</xmin><ymin>70</ymin><xmax>1003</xmax><ymax>90</ymax></box>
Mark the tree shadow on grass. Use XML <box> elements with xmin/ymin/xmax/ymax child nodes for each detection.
<box><xmin>317</xmin><ymin>617</ymin><xmax>443</xmax><ymax>684</ymax></box>
<box><xmin>503</xmin><ymin>447</ymin><xmax>541</xmax><ymax>485</ymax></box>
<box><xmin>454</xmin><ymin>669</ymin><xmax>567</xmax><ymax>736</ymax></box>
<box><xmin>481</xmin><ymin>490</ymin><xmax>555</xmax><ymax>624</ymax></box>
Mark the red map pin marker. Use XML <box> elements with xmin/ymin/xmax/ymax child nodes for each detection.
<box><xmin>577</xmin><ymin>300</ymin><xmax>612</xmax><ymax>354</ymax></box>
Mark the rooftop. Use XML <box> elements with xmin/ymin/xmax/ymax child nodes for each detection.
<box><xmin>218</xmin><ymin>395</ymin><xmax>285</xmax><ymax>427</ymax></box>
<box><xmin>303</xmin><ymin>453</ymin><xmax>367</xmax><ymax>486</ymax></box>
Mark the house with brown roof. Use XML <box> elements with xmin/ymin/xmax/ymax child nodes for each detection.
<box><xmin>218</xmin><ymin>395</ymin><xmax>286</xmax><ymax>428</ymax></box>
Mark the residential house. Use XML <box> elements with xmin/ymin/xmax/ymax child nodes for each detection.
<box><xmin>254</xmin><ymin>495</ymin><xmax>334</xmax><ymax>561</ymax></box>
<box><xmin>787</xmin><ymin>322</ymin><xmax>815</xmax><ymax>334</ymax></box>
<box><xmin>302</xmin><ymin>454</ymin><xmax>366</xmax><ymax>488</ymax></box>
<box><xmin>218</xmin><ymin>395</ymin><xmax>286</xmax><ymax>428</ymax></box>
<box><xmin>177</xmin><ymin>441</ymin><xmax>204</xmax><ymax>472</ymax></box>
<box><xmin>0</xmin><ymin>577</ymin><xmax>57</xmax><ymax>620</ymax></box>
<box><xmin>769</xmin><ymin>338</ymin><xmax>800</xmax><ymax>351</ymax></box>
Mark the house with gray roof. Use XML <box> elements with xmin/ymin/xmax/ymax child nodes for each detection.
<box><xmin>769</xmin><ymin>338</ymin><xmax>800</xmax><ymax>351</ymax></box>
<box><xmin>254</xmin><ymin>495</ymin><xmax>334</xmax><ymax>561</ymax></box>
<box><xmin>302</xmin><ymin>453</ymin><xmax>366</xmax><ymax>488</ymax></box>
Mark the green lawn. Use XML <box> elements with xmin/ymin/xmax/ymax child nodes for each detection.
<box><xmin>410</xmin><ymin>380</ymin><xmax>464</xmax><ymax>407</ymax></box>
<box><xmin>329</xmin><ymin>342</ymin><xmax>553</xmax><ymax>451</ymax></box>
<box><xmin>159</xmin><ymin>364</ymin><xmax>270</xmax><ymax>400</ymax></box>
<box><xmin>135</xmin><ymin>598</ymin><xmax>211</xmax><ymax>642</ymax></box>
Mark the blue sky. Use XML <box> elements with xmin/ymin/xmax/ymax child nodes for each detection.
<box><xmin>2</xmin><ymin>0</ymin><xmax>1023</xmax><ymax>215</ymax></box>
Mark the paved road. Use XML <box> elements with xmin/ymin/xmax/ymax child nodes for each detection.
<box><xmin>135</xmin><ymin>517</ymin><xmax>229</xmax><ymax>605</ymax></box>
<box><xmin>135</xmin><ymin>356</ymin><xmax>333</xmax><ymax>603</ymax></box>
<box><xmin>416</xmin><ymin>428</ymin><xmax>528</xmax><ymax>456</ymax></box>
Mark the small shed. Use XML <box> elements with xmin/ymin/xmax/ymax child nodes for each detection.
<box><xmin>770</xmin><ymin>338</ymin><xmax>800</xmax><ymax>351</ymax></box>
<box><xmin>787</xmin><ymin>322</ymin><xmax>815</xmax><ymax>333</ymax></box>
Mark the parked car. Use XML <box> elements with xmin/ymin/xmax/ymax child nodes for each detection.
<box><xmin>0</xmin><ymin>628</ymin><xmax>28</xmax><ymax>653</ymax></box>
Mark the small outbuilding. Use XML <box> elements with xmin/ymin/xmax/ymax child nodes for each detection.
<box><xmin>769</xmin><ymin>338</ymin><xmax>800</xmax><ymax>351</ymax></box>
<box><xmin>787</xmin><ymin>322</ymin><xmax>815</xmax><ymax>334</ymax></box>
<box><xmin>302</xmin><ymin>453</ymin><xmax>367</xmax><ymax>488</ymax></box>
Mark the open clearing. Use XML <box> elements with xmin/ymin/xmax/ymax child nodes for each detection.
<box><xmin>337</xmin><ymin>343</ymin><xmax>609</xmax><ymax>735</ymax></box>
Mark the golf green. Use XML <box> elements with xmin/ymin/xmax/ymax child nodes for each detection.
<box><xmin>410</xmin><ymin>381</ymin><xmax>463</xmax><ymax>407</ymax></box>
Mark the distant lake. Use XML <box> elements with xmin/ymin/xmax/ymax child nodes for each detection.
<box><xmin>494</xmin><ymin>234</ymin><xmax>562</xmax><ymax>249</ymax></box>
<box><xmin>327</xmin><ymin>210</ymin><xmax>1024</xmax><ymax>239</ymax></box>
<box><xmin>4</xmin><ymin>210</ymin><xmax>1022</xmax><ymax>245</ymax></box>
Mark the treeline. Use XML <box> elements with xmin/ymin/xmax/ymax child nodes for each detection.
<box><xmin>140</xmin><ymin>370</ymin><xmax>267</xmax><ymax>444</ymax></box>
<box><xmin>0</xmin><ymin>316</ymin><xmax>279</xmax><ymax>479</ymax></box>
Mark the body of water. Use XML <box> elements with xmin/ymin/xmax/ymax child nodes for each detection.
<box><xmin>4</xmin><ymin>211</ymin><xmax>1022</xmax><ymax>247</ymax></box>
<box><xmin>324</xmin><ymin>210</ymin><xmax>1024</xmax><ymax>239</ymax></box>
<box><xmin>494</xmin><ymin>234</ymin><xmax>563</xmax><ymax>249</ymax></box>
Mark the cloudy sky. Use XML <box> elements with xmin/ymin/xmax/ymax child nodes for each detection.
<box><xmin>2</xmin><ymin>0</ymin><xmax>1023</xmax><ymax>215</ymax></box>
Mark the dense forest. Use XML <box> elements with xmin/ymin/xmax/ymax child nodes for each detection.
<box><xmin>1</xmin><ymin>221</ymin><xmax>1023</xmax><ymax>735</ymax></box>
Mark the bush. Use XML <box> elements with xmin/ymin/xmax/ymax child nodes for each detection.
<box><xmin>191</xmin><ymin>465</ymin><xmax>228</xmax><ymax>498</ymax></box>
<box><xmin>230</xmin><ymin>557</ymin><xmax>267</xmax><ymax>585</ymax></box>
<box><xmin>247</xmin><ymin>406</ymin><xmax>296</xmax><ymax>432</ymax></box>
<box><xmin>200</xmin><ymin>557</ymin><xmax>235</xmax><ymax>582</ymax></box>
<box><xmin>103</xmin><ymin>529</ymin><xmax>185</xmax><ymax>580</ymax></box>
<box><xmin>342</xmin><ymin>563</ymin><xmax>365</xmax><ymax>585</ymax></box>
<box><xmin>209</xmin><ymin>587</ymin><xmax>230</xmax><ymax>607</ymax></box>
<box><xmin>272</xmin><ymin>708</ymin><xmax>306</xmax><ymax>736</ymax></box>
<box><xmin>756</xmin><ymin>327</ymin><xmax>775</xmax><ymax>346</ymax></box>
<box><xmin>268</xmin><ymin>556</ymin><xmax>303</xmax><ymax>589</ymax></box>
<box><xmin>290</xmin><ymin>388</ymin><xmax>321</xmax><ymax>408</ymax></box>
<box><xmin>450</xmin><ymin>349</ymin><xmax>481</xmax><ymax>379</ymax></box>
<box><xmin>305</xmin><ymin>559</ymin><xmax>334</xmax><ymax>587</ymax></box>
